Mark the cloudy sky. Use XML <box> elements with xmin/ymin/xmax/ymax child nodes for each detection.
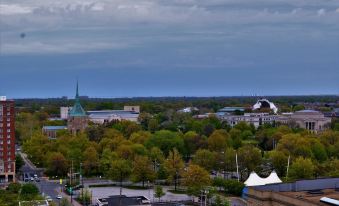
<box><xmin>0</xmin><ymin>0</ymin><xmax>338</xmax><ymax>98</ymax></box>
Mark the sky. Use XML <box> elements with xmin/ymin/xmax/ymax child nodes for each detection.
<box><xmin>0</xmin><ymin>0</ymin><xmax>339</xmax><ymax>98</ymax></box>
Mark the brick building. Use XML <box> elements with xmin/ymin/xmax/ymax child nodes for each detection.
<box><xmin>0</xmin><ymin>96</ymin><xmax>15</xmax><ymax>183</ymax></box>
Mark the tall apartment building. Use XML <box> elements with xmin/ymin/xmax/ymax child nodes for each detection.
<box><xmin>0</xmin><ymin>96</ymin><xmax>15</xmax><ymax>183</ymax></box>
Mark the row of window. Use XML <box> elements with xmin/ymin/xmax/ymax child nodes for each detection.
<box><xmin>0</xmin><ymin>123</ymin><xmax>12</xmax><ymax>127</ymax></box>
<box><xmin>0</xmin><ymin>134</ymin><xmax>12</xmax><ymax>138</ymax></box>
<box><xmin>0</xmin><ymin>152</ymin><xmax>12</xmax><ymax>156</ymax></box>
<box><xmin>0</xmin><ymin>118</ymin><xmax>12</xmax><ymax>122</ymax></box>
<box><xmin>0</xmin><ymin>140</ymin><xmax>11</xmax><ymax>144</ymax></box>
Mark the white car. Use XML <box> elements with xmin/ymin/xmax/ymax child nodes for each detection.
<box><xmin>56</xmin><ymin>195</ymin><xmax>62</xmax><ymax>199</ymax></box>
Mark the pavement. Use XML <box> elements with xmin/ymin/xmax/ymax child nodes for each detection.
<box><xmin>19</xmin><ymin>150</ymin><xmax>72</xmax><ymax>205</ymax></box>
<box><xmin>90</xmin><ymin>186</ymin><xmax>191</xmax><ymax>205</ymax></box>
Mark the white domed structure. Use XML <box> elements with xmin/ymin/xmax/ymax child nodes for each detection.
<box><xmin>253</xmin><ymin>98</ymin><xmax>278</xmax><ymax>114</ymax></box>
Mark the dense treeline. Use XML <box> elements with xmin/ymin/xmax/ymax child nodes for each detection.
<box><xmin>15</xmin><ymin>96</ymin><xmax>339</xmax><ymax>198</ymax></box>
<box><xmin>15</xmin><ymin>95</ymin><xmax>338</xmax><ymax>115</ymax></box>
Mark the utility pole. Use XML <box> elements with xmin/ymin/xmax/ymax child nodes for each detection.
<box><xmin>236</xmin><ymin>152</ymin><xmax>240</xmax><ymax>182</ymax></box>
<box><xmin>80</xmin><ymin>162</ymin><xmax>84</xmax><ymax>205</ymax></box>
<box><xmin>286</xmin><ymin>155</ymin><xmax>291</xmax><ymax>181</ymax></box>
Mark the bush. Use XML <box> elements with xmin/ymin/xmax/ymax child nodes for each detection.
<box><xmin>21</xmin><ymin>183</ymin><xmax>39</xmax><ymax>196</ymax></box>
<box><xmin>223</xmin><ymin>180</ymin><xmax>244</xmax><ymax>196</ymax></box>
<box><xmin>212</xmin><ymin>178</ymin><xmax>244</xmax><ymax>196</ymax></box>
<box><xmin>7</xmin><ymin>183</ymin><xmax>21</xmax><ymax>194</ymax></box>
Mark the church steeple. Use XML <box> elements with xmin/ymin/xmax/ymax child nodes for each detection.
<box><xmin>76</xmin><ymin>80</ymin><xmax>79</xmax><ymax>99</ymax></box>
<box><xmin>68</xmin><ymin>81</ymin><xmax>86</xmax><ymax>117</ymax></box>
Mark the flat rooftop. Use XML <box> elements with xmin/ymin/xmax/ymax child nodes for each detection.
<box><xmin>279</xmin><ymin>189</ymin><xmax>339</xmax><ymax>205</ymax></box>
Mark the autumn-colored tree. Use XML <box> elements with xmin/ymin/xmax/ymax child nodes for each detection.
<box><xmin>47</xmin><ymin>152</ymin><xmax>68</xmax><ymax>176</ymax></box>
<box><xmin>132</xmin><ymin>156</ymin><xmax>155</xmax><ymax>187</ymax></box>
<box><xmin>164</xmin><ymin>148</ymin><xmax>184</xmax><ymax>191</ymax></box>
<box><xmin>182</xmin><ymin>164</ymin><xmax>211</xmax><ymax>196</ymax></box>
<box><xmin>130</xmin><ymin>131</ymin><xmax>151</xmax><ymax>144</ymax></box>
<box><xmin>208</xmin><ymin>130</ymin><xmax>231</xmax><ymax>152</ymax></box>
<box><xmin>83</xmin><ymin>146</ymin><xmax>99</xmax><ymax>175</ymax></box>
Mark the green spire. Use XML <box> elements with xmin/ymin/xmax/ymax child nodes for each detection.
<box><xmin>69</xmin><ymin>81</ymin><xmax>86</xmax><ymax>117</ymax></box>
<box><xmin>76</xmin><ymin>80</ymin><xmax>79</xmax><ymax>99</ymax></box>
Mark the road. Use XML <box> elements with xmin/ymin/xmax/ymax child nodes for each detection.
<box><xmin>19</xmin><ymin>150</ymin><xmax>62</xmax><ymax>204</ymax></box>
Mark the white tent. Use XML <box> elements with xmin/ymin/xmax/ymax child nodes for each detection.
<box><xmin>244</xmin><ymin>171</ymin><xmax>282</xmax><ymax>186</ymax></box>
<box><xmin>244</xmin><ymin>172</ymin><xmax>266</xmax><ymax>186</ymax></box>
<box><xmin>265</xmin><ymin>171</ymin><xmax>282</xmax><ymax>185</ymax></box>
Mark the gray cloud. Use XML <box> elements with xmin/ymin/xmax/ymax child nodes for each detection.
<box><xmin>1</xmin><ymin>0</ymin><xmax>339</xmax><ymax>54</ymax></box>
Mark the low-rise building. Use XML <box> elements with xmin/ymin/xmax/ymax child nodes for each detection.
<box><xmin>88</xmin><ymin>107</ymin><xmax>140</xmax><ymax>124</ymax></box>
<box><xmin>277</xmin><ymin>110</ymin><xmax>331</xmax><ymax>133</ymax></box>
<box><xmin>42</xmin><ymin>126</ymin><xmax>67</xmax><ymax>139</ymax></box>
<box><xmin>60</xmin><ymin>107</ymin><xmax>72</xmax><ymax>119</ymax></box>
<box><xmin>220</xmin><ymin>113</ymin><xmax>278</xmax><ymax>128</ymax></box>
<box><xmin>245</xmin><ymin>177</ymin><xmax>339</xmax><ymax>206</ymax></box>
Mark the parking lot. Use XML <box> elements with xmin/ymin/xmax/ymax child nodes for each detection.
<box><xmin>90</xmin><ymin>186</ymin><xmax>191</xmax><ymax>205</ymax></box>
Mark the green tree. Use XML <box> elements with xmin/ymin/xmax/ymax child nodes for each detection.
<box><xmin>238</xmin><ymin>145</ymin><xmax>262</xmax><ymax>179</ymax></box>
<box><xmin>15</xmin><ymin>155</ymin><xmax>24</xmax><ymax>172</ymax></box>
<box><xmin>288</xmin><ymin>157</ymin><xmax>315</xmax><ymax>180</ymax></box>
<box><xmin>183</xmin><ymin>131</ymin><xmax>207</xmax><ymax>160</ymax></box>
<box><xmin>192</xmin><ymin>149</ymin><xmax>215</xmax><ymax>171</ymax></box>
<box><xmin>7</xmin><ymin>183</ymin><xmax>21</xmax><ymax>194</ymax></box>
<box><xmin>146</xmin><ymin>130</ymin><xmax>184</xmax><ymax>155</ymax></box>
<box><xmin>154</xmin><ymin>185</ymin><xmax>165</xmax><ymax>201</ymax></box>
<box><xmin>269</xmin><ymin>150</ymin><xmax>288</xmax><ymax>177</ymax></box>
<box><xmin>99</xmin><ymin>148</ymin><xmax>117</xmax><ymax>177</ymax></box>
<box><xmin>182</xmin><ymin>164</ymin><xmax>211</xmax><ymax>196</ymax></box>
<box><xmin>109</xmin><ymin>159</ymin><xmax>132</xmax><ymax>196</ymax></box>
<box><xmin>20</xmin><ymin>183</ymin><xmax>39</xmax><ymax>200</ymax></box>
<box><xmin>164</xmin><ymin>149</ymin><xmax>184</xmax><ymax>191</ymax></box>
<box><xmin>149</xmin><ymin>147</ymin><xmax>164</xmax><ymax>172</ymax></box>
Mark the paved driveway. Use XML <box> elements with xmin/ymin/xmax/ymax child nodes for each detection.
<box><xmin>90</xmin><ymin>186</ymin><xmax>191</xmax><ymax>205</ymax></box>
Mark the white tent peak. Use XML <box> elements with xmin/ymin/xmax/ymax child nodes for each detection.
<box><xmin>244</xmin><ymin>171</ymin><xmax>282</xmax><ymax>186</ymax></box>
<box><xmin>265</xmin><ymin>170</ymin><xmax>282</xmax><ymax>185</ymax></box>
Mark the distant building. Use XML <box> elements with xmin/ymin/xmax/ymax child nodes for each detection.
<box><xmin>324</xmin><ymin>108</ymin><xmax>339</xmax><ymax>118</ymax></box>
<box><xmin>278</xmin><ymin>110</ymin><xmax>331</xmax><ymax>133</ymax></box>
<box><xmin>42</xmin><ymin>126</ymin><xmax>67</xmax><ymax>139</ymax></box>
<box><xmin>217</xmin><ymin>107</ymin><xmax>246</xmax><ymax>116</ymax></box>
<box><xmin>178</xmin><ymin>107</ymin><xmax>199</xmax><ymax>113</ymax></box>
<box><xmin>88</xmin><ymin>107</ymin><xmax>140</xmax><ymax>124</ymax></box>
<box><xmin>67</xmin><ymin>82</ymin><xmax>88</xmax><ymax>135</ymax></box>
<box><xmin>245</xmin><ymin>177</ymin><xmax>339</xmax><ymax>206</ymax></box>
<box><xmin>0</xmin><ymin>96</ymin><xmax>15</xmax><ymax>183</ymax></box>
<box><xmin>124</xmin><ymin>106</ymin><xmax>140</xmax><ymax>113</ymax></box>
<box><xmin>60</xmin><ymin>107</ymin><xmax>72</xmax><ymax>119</ymax></box>
<box><xmin>221</xmin><ymin>113</ymin><xmax>278</xmax><ymax>128</ymax></box>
